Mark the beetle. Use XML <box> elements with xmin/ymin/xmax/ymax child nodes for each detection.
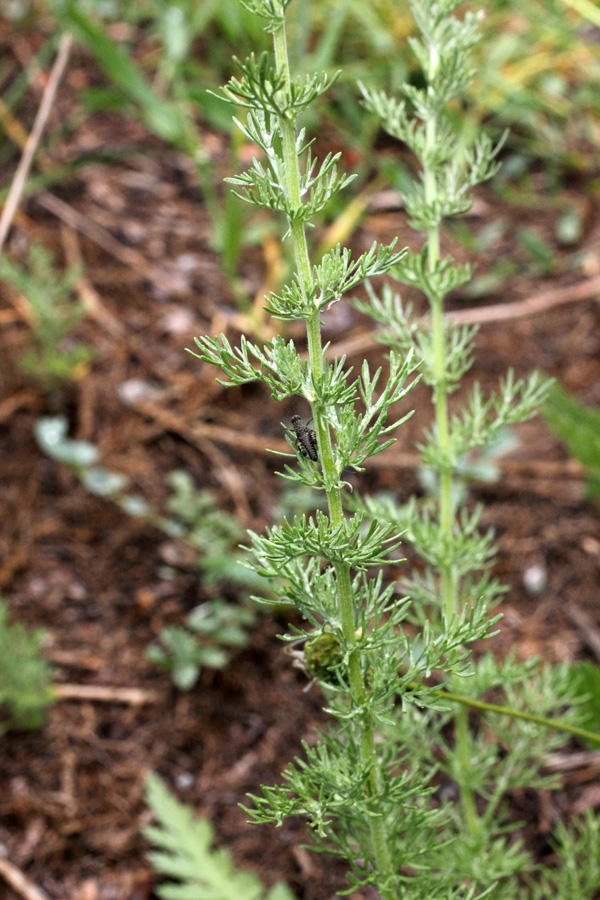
<box><xmin>291</xmin><ymin>415</ymin><xmax>318</xmax><ymax>461</ymax></box>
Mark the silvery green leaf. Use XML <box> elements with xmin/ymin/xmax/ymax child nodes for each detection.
<box><xmin>120</xmin><ymin>495</ymin><xmax>152</xmax><ymax>518</ymax></box>
<box><xmin>34</xmin><ymin>415</ymin><xmax>68</xmax><ymax>451</ymax></box>
<box><xmin>80</xmin><ymin>467</ymin><xmax>129</xmax><ymax>497</ymax></box>
<box><xmin>35</xmin><ymin>416</ymin><xmax>99</xmax><ymax>468</ymax></box>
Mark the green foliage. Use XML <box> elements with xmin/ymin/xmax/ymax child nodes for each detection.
<box><xmin>355</xmin><ymin>0</ymin><xmax>592</xmax><ymax>896</ymax></box>
<box><xmin>516</xmin><ymin>227</ymin><xmax>557</xmax><ymax>277</ymax></box>
<box><xmin>34</xmin><ymin>417</ymin><xmax>93</xmax><ymax>468</ymax></box>
<box><xmin>35</xmin><ymin>419</ymin><xmax>261</xmax><ymax>586</ymax></box>
<box><xmin>187</xmin><ymin>0</ymin><xmax>598</xmax><ymax>896</ymax></box>
<box><xmin>163</xmin><ymin>470</ymin><xmax>266</xmax><ymax>591</ymax></box>
<box><xmin>0</xmin><ymin>244</ymin><xmax>93</xmax><ymax>392</ymax></box>
<box><xmin>144</xmin><ymin>773</ymin><xmax>294</xmax><ymax>900</ymax></box>
<box><xmin>35</xmin><ymin>416</ymin><xmax>117</xmax><ymax>488</ymax></box>
<box><xmin>146</xmin><ymin>624</ymin><xmax>227</xmax><ymax>690</ymax></box>
<box><xmin>48</xmin><ymin>0</ymin><xmax>600</xmax><ymax>175</ymax></box>
<box><xmin>564</xmin><ymin>661</ymin><xmax>600</xmax><ymax>749</ymax></box>
<box><xmin>147</xmin><ymin>600</ymin><xmax>256</xmax><ymax>690</ymax></box>
<box><xmin>0</xmin><ymin>600</ymin><xmax>54</xmax><ymax>733</ymax></box>
<box><xmin>188</xmin><ymin>0</ymin><xmax>534</xmax><ymax>896</ymax></box>
<box><xmin>543</xmin><ymin>383</ymin><xmax>600</xmax><ymax>500</ymax></box>
<box><xmin>52</xmin><ymin>2</ymin><xmax>200</xmax><ymax>150</ymax></box>
<box><xmin>530</xmin><ymin>811</ymin><xmax>600</xmax><ymax>900</ymax></box>
<box><xmin>49</xmin><ymin>0</ymin><xmax>264</xmax><ymax>295</ymax></box>
<box><xmin>470</xmin><ymin>0</ymin><xmax>600</xmax><ymax>173</ymax></box>
<box><xmin>35</xmin><ymin>419</ymin><xmax>261</xmax><ymax>687</ymax></box>
<box><xmin>44</xmin><ymin>0</ymin><xmax>589</xmax><ymax>892</ymax></box>
<box><xmin>43</xmin><ymin>0</ymin><xmax>600</xmax><ymax>321</ymax></box>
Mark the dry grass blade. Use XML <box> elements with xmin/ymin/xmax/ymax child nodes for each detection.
<box><xmin>0</xmin><ymin>33</ymin><xmax>73</xmax><ymax>256</ymax></box>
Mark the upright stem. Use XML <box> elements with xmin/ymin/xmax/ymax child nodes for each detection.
<box><xmin>272</xmin><ymin>17</ymin><xmax>397</xmax><ymax>898</ymax></box>
<box><xmin>423</xmin><ymin>113</ymin><xmax>481</xmax><ymax>843</ymax></box>
<box><xmin>424</xmin><ymin>117</ymin><xmax>455</xmax><ymax>625</ymax></box>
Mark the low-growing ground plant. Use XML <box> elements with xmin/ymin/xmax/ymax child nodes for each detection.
<box><xmin>0</xmin><ymin>243</ymin><xmax>93</xmax><ymax>395</ymax></box>
<box><xmin>34</xmin><ymin>418</ymin><xmax>260</xmax><ymax>588</ymax></box>
<box><xmin>147</xmin><ymin>599</ymin><xmax>257</xmax><ymax>690</ymax></box>
<box><xmin>34</xmin><ymin>417</ymin><xmax>261</xmax><ymax>687</ymax></box>
<box><xmin>187</xmin><ymin>0</ymin><xmax>600</xmax><ymax>897</ymax></box>
<box><xmin>0</xmin><ymin>598</ymin><xmax>54</xmax><ymax>734</ymax></box>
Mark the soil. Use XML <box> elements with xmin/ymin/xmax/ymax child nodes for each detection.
<box><xmin>2</xmin><ymin>18</ymin><xmax>600</xmax><ymax>900</ymax></box>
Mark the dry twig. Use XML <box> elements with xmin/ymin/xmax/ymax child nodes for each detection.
<box><xmin>54</xmin><ymin>684</ymin><xmax>160</xmax><ymax>705</ymax></box>
<box><xmin>448</xmin><ymin>275</ymin><xmax>600</xmax><ymax>326</ymax></box>
<box><xmin>0</xmin><ymin>34</ymin><xmax>73</xmax><ymax>255</ymax></box>
<box><xmin>319</xmin><ymin>275</ymin><xmax>600</xmax><ymax>365</ymax></box>
<box><xmin>0</xmin><ymin>855</ymin><xmax>50</xmax><ymax>900</ymax></box>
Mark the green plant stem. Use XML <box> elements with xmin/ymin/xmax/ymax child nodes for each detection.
<box><xmin>431</xmin><ymin>291</ymin><xmax>455</xmax><ymax>617</ymax></box>
<box><xmin>436</xmin><ymin>687</ymin><xmax>600</xmax><ymax>747</ymax></box>
<box><xmin>424</xmin><ymin>105</ymin><xmax>481</xmax><ymax>842</ymax></box>
<box><xmin>424</xmin><ymin>126</ymin><xmax>454</xmax><ymax>623</ymax></box>
<box><xmin>272</xmin><ymin>18</ymin><xmax>397</xmax><ymax>898</ymax></box>
<box><xmin>455</xmin><ymin>705</ymin><xmax>480</xmax><ymax>840</ymax></box>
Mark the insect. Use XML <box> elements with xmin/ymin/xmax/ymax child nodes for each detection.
<box><xmin>291</xmin><ymin>415</ymin><xmax>318</xmax><ymax>461</ymax></box>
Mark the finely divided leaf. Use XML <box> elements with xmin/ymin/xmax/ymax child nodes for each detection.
<box><xmin>144</xmin><ymin>774</ymin><xmax>294</xmax><ymax>900</ymax></box>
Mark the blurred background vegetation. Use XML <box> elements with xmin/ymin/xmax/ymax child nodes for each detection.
<box><xmin>3</xmin><ymin>0</ymin><xmax>600</xmax><ymax>196</ymax></box>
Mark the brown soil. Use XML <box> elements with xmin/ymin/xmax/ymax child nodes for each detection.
<box><xmin>1</xmin><ymin>19</ymin><xmax>600</xmax><ymax>900</ymax></box>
